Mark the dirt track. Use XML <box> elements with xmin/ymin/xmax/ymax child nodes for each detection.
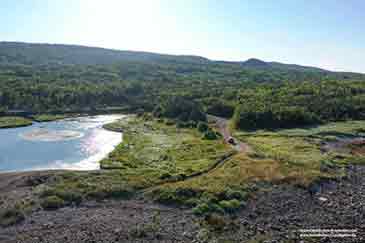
<box><xmin>208</xmin><ymin>115</ymin><xmax>251</xmax><ymax>153</ymax></box>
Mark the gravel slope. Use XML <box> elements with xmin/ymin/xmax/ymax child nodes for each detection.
<box><xmin>0</xmin><ymin>166</ymin><xmax>364</xmax><ymax>243</ymax></box>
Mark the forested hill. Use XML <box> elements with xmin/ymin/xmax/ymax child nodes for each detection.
<box><xmin>0</xmin><ymin>42</ymin><xmax>210</xmax><ymax>65</ymax></box>
<box><xmin>0</xmin><ymin>42</ymin><xmax>361</xmax><ymax>75</ymax></box>
<box><xmin>1</xmin><ymin>41</ymin><xmax>365</xmax><ymax>129</ymax></box>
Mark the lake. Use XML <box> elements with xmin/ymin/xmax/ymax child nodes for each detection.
<box><xmin>0</xmin><ymin>114</ymin><xmax>124</xmax><ymax>172</ymax></box>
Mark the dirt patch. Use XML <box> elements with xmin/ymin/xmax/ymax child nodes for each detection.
<box><xmin>208</xmin><ymin>115</ymin><xmax>251</xmax><ymax>153</ymax></box>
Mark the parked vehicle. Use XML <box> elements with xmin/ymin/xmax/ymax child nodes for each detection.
<box><xmin>227</xmin><ymin>137</ymin><xmax>236</xmax><ymax>145</ymax></box>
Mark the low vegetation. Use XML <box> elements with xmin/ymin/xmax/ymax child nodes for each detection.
<box><xmin>0</xmin><ymin>116</ymin><xmax>32</xmax><ymax>128</ymax></box>
<box><xmin>148</xmin><ymin>120</ymin><xmax>365</xmax><ymax>215</ymax></box>
<box><xmin>36</xmin><ymin>115</ymin><xmax>232</xmax><ymax>207</ymax></box>
<box><xmin>31</xmin><ymin>114</ymin><xmax>68</xmax><ymax>122</ymax></box>
<box><xmin>5</xmin><ymin>114</ymin><xmax>356</xmax><ymax>221</ymax></box>
<box><xmin>0</xmin><ymin>208</ymin><xmax>25</xmax><ymax>227</ymax></box>
<box><xmin>101</xmin><ymin>115</ymin><xmax>230</xmax><ymax>183</ymax></box>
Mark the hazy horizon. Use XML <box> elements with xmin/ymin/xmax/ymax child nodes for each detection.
<box><xmin>2</xmin><ymin>0</ymin><xmax>364</xmax><ymax>73</ymax></box>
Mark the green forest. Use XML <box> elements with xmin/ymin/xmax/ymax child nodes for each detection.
<box><xmin>1</xmin><ymin>42</ymin><xmax>365</xmax><ymax>130</ymax></box>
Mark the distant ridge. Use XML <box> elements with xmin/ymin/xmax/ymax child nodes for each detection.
<box><xmin>0</xmin><ymin>41</ymin><xmax>210</xmax><ymax>66</ymax></box>
<box><xmin>241</xmin><ymin>58</ymin><xmax>270</xmax><ymax>68</ymax></box>
<box><xmin>0</xmin><ymin>41</ymin><xmax>361</xmax><ymax>74</ymax></box>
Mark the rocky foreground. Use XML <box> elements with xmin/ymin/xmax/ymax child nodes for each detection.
<box><xmin>0</xmin><ymin>165</ymin><xmax>364</xmax><ymax>243</ymax></box>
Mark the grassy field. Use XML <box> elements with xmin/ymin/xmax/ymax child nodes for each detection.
<box><xmin>148</xmin><ymin>120</ymin><xmax>365</xmax><ymax>214</ymax></box>
<box><xmin>0</xmin><ymin>116</ymin><xmax>33</xmax><ymax>128</ymax></box>
<box><xmin>38</xmin><ymin>115</ymin><xmax>233</xmax><ymax>207</ymax></box>
<box><xmin>21</xmin><ymin>117</ymin><xmax>365</xmax><ymax>216</ymax></box>
<box><xmin>31</xmin><ymin>114</ymin><xmax>68</xmax><ymax>122</ymax></box>
<box><xmin>234</xmin><ymin>120</ymin><xmax>365</xmax><ymax>181</ymax></box>
<box><xmin>0</xmin><ymin>114</ymin><xmax>68</xmax><ymax>128</ymax></box>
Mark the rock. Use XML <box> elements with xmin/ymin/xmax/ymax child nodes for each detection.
<box><xmin>113</xmin><ymin>228</ymin><xmax>122</xmax><ymax>234</ymax></box>
<box><xmin>318</xmin><ymin>197</ymin><xmax>328</xmax><ymax>202</ymax></box>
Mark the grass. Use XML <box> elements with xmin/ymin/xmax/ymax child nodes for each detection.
<box><xmin>36</xmin><ymin>171</ymin><xmax>134</xmax><ymax>203</ymax></box>
<box><xmin>25</xmin><ymin>117</ymin><xmax>365</xmax><ymax>218</ymax></box>
<box><xmin>150</xmin><ymin>153</ymin><xmax>281</xmax><ymax>213</ymax></box>
<box><xmin>101</xmin><ymin>115</ymin><xmax>231</xmax><ymax>186</ymax></box>
<box><xmin>36</xmin><ymin>116</ymin><xmax>232</xmax><ymax>206</ymax></box>
<box><xmin>150</xmin><ymin>120</ymin><xmax>365</xmax><ymax>214</ymax></box>
<box><xmin>0</xmin><ymin>116</ymin><xmax>32</xmax><ymax>128</ymax></box>
<box><xmin>233</xmin><ymin>120</ymin><xmax>365</xmax><ymax>184</ymax></box>
<box><xmin>31</xmin><ymin>114</ymin><xmax>68</xmax><ymax>122</ymax></box>
<box><xmin>0</xmin><ymin>114</ymin><xmax>70</xmax><ymax>129</ymax></box>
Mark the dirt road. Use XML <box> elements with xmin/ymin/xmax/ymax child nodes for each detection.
<box><xmin>208</xmin><ymin>115</ymin><xmax>251</xmax><ymax>153</ymax></box>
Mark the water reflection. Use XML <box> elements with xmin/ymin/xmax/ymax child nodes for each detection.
<box><xmin>0</xmin><ymin>115</ymin><xmax>124</xmax><ymax>172</ymax></box>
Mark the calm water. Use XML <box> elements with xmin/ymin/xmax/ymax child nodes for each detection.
<box><xmin>0</xmin><ymin>115</ymin><xmax>124</xmax><ymax>172</ymax></box>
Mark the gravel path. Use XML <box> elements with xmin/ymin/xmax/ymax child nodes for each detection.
<box><xmin>208</xmin><ymin>115</ymin><xmax>251</xmax><ymax>153</ymax></box>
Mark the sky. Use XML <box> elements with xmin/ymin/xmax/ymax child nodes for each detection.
<box><xmin>1</xmin><ymin>0</ymin><xmax>365</xmax><ymax>73</ymax></box>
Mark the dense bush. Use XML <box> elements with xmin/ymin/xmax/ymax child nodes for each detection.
<box><xmin>233</xmin><ymin>81</ymin><xmax>365</xmax><ymax>130</ymax></box>
<box><xmin>0</xmin><ymin>208</ymin><xmax>25</xmax><ymax>227</ymax></box>
<box><xmin>197</xmin><ymin>122</ymin><xmax>209</xmax><ymax>132</ymax></box>
<box><xmin>153</xmin><ymin>96</ymin><xmax>206</xmax><ymax>122</ymax></box>
<box><xmin>218</xmin><ymin>199</ymin><xmax>243</xmax><ymax>213</ymax></box>
<box><xmin>234</xmin><ymin>105</ymin><xmax>320</xmax><ymax>130</ymax></box>
<box><xmin>192</xmin><ymin>202</ymin><xmax>224</xmax><ymax>215</ymax></box>
<box><xmin>41</xmin><ymin>195</ymin><xmax>66</xmax><ymax>210</ymax></box>
<box><xmin>205</xmin><ymin>99</ymin><xmax>235</xmax><ymax>118</ymax></box>
<box><xmin>202</xmin><ymin>129</ymin><xmax>218</xmax><ymax>140</ymax></box>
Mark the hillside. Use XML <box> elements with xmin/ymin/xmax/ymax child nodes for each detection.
<box><xmin>0</xmin><ymin>41</ymin><xmax>363</xmax><ymax>76</ymax></box>
<box><xmin>1</xmin><ymin>41</ymin><xmax>365</xmax><ymax>127</ymax></box>
<box><xmin>0</xmin><ymin>42</ymin><xmax>210</xmax><ymax>65</ymax></box>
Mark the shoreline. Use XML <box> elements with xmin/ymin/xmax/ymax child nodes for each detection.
<box><xmin>0</xmin><ymin>114</ymin><xmax>125</xmax><ymax>173</ymax></box>
<box><xmin>0</xmin><ymin>111</ymin><xmax>131</xmax><ymax>129</ymax></box>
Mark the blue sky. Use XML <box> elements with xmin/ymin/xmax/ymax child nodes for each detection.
<box><xmin>1</xmin><ymin>0</ymin><xmax>364</xmax><ymax>72</ymax></box>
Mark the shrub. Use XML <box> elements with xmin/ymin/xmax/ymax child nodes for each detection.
<box><xmin>215</xmin><ymin>131</ymin><xmax>222</xmax><ymax>137</ymax></box>
<box><xmin>192</xmin><ymin>202</ymin><xmax>224</xmax><ymax>215</ymax></box>
<box><xmin>57</xmin><ymin>190</ymin><xmax>83</xmax><ymax>205</ymax></box>
<box><xmin>154</xmin><ymin>189</ymin><xmax>183</xmax><ymax>205</ymax></box>
<box><xmin>164</xmin><ymin>120</ymin><xmax>175</xmax><ymax>126</ymax></box>
<box><xmin>86</xmin><ymin>190</ymin><xmax>108</xmax><ymax>200</ymax></box>
<box><xmin>218</xmin><ymin>199</ymin><xmax>243</xmax><ymax>213</ymax></box>
<box><xmin>0</xmin><ymin>208</ymin><xmax>25</xmax><ymax>227</ymax></box>
<box><xmin>176</xmin><ymin>121</ymin><xmax>190</xmax><ymax>128</ymax></box>
<box><xmin>154</xmin><ymin>96</ymin><xmax>207</xmax><ymax>122</ymax></box>
<box><xmin>41</xmin><ymin>195</ymin><xmax>66</xmax><ymax>210</ymax></box>
<box><xmin>203</xmin><ymin>129</ymin><xmax>218</xmax><ymax>140</ymax></box>
<box><xmin>234</xmin><ymin>104</ymin><xmax>321</xmax><ymax>130</ymax></box>
<box><xmin>217</xmin><ymin>189</ymin><xmax>248</xmax><ymax>201</ymax></box>
<box><xmin>104</xmin><ymin>185</ymin><xmax>134</xmax><ymax>199</ymax></box>
<box><xmin>197</xmin><ymin>122</ymin><xmax>209</xmax><ymax>132</ymax></box>
<box><xmin>206</xmin><ymin>100</ymin><xmax>235</xmax><ymax>118</ymax></box>
<box><xmin>41</xmin><ymin>188</ymin><xmax>83</xmax><ymax>205</ymax></box>
<box><xmin>204</xmin><ymin>213</ymin><xmax>227</xmax><ymax>231</ymax></box>
<box><xmin>159</xmin><ymin>172</ymin><xmax>172</xmax><ymax>180</ymax></box>
<box><xmin>320</xmin><ymin>160</ymin><xmax>339</xmax><ymax>172</ymax></box>
<box><xmin>192</xmin><ymin>203</ymin><xmax>211</xmax><ymax>215</ymax></box>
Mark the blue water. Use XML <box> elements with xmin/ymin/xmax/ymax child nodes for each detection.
<box><xmin>0</xmin><ymin>115</ymin><xmax>123</xmax><ymax>172</ymax></box>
